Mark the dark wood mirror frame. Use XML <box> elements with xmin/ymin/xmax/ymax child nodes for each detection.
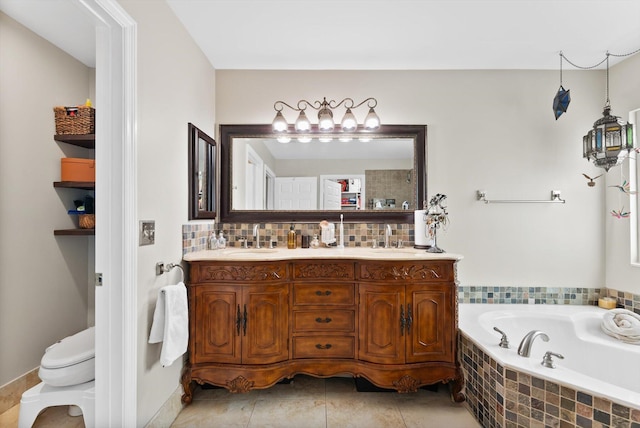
<box><xmin>188</xmin><ymin>123</ymin><xmax>217</xmax><ymax>220</ymax></box>
<box><xmin>219</xmin><ymin>124</ymin><xmax>427</xmax><ymax>223</ymax></box>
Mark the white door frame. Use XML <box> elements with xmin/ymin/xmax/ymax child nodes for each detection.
<box><xmin>77</xmin><ymin>1</ymin><xmax>137</xmax><ymax>426</ymax></box>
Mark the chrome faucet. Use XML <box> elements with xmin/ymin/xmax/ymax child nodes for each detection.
<box><xmin>517</xmin><ymin>330</ymin><xmax>549</xmax><ymax>357</ymax></box>
<box><xmin>253</xmin><ymin>224</ymin><xmax>261</xmax><ymax>249</ymax></box>
<box><xmin>384</xmin><ymin>224</ymin><xmax>392</xmax><ymax>248</ymax></box>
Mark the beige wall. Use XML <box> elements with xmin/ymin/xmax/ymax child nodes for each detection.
<box><xmin>216</xmin><ymin>69</ymin><xmax>608</xmax><ymax>289</ymax></box>
<box><xmin>116</xmin><ymin>1</ymin><xmax>216</xmax><ymax>425</ymax></box>
<box><xmin>0</xmin><ymin>12</ymin><xmax>93</xmax><ymax>386</ymax></box>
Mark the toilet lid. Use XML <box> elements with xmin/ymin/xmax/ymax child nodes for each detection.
<box><xmin>41</xmin><ymin>326</ymin><xmax>95</xmax><ymax>369</ymax></box>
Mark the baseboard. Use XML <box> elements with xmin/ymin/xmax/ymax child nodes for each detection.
<box><xmin>144</xmin><ymin>384</ymin><xmax>184</xmax><ymax>428</ymax></box>
<box><xmin>0</xmin><ymin>368</ymin><xmax>40</xmax><ymax>414</ymax></box>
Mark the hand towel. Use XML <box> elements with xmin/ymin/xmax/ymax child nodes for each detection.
<box><xmin>149</xmin><ymin>282</ymin><xmax>189</xmax><ymax>366</ymax></box>
<box><xmin>600</xmin><ymin>308</ymin><xmax>640</xmax><ymax>345</ymax></box>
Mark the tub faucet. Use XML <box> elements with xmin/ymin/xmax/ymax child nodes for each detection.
<box><xmin>253</xmin><ymin>224</ymin><xmax>261</xmax><ymax>249</ymax></box>
<box><xmin>384</xmin><ymin>224</ymin><xmax>392</xmax><ymax>248</ymax></box>
<box><xmin>517</xmin><ymin>330</ymin><xmax>549</xmax><ymax>357</ymax></box>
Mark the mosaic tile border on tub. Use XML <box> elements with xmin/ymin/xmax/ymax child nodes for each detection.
<box><xmin>459</xmin><ymin>333</ymin><xmax>640</xmax><ymax>428</ymax></box>
<box><xmin>457</xmin><ymin>286</ymin><xmax>603</xmax><ymax>306</ymax></box>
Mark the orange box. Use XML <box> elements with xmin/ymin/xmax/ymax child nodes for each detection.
<box><xmin>61</xmin><ymin>158</ymin><xmax>95</xmax><ymax>182</ymax></box>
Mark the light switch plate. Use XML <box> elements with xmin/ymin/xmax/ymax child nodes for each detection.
<box><xmin>140</xmin><ymin>220</ymin><xmax>155</xmax><ymax>246</ymax></box>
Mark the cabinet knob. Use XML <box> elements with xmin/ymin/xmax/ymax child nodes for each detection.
<box><xmin>315</xmin><ymin>344</ymin><xmax>332</xmax><ymax>350</ymax></box>
<box><xmin>315</xmin><ymin>317</ymin><xmax>332</xmax><ymax>323</ymax></box>
<box><xmin>315</xmin><ymin>290</ymin><xmax>332</xmax><ymax>296</ymax></box>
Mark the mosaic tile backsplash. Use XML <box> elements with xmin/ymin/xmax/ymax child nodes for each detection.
<box><xmin>182</xmin><ymin>222</ymin><xmax>413</xmax><ymax>254</ymax></box>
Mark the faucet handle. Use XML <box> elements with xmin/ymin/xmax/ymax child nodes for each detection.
<box><xmin>541</xmin><ymin>351</ymin><xmax>564</xmax><ymax>368</ymax></box>
<box><xmin>493</xmin><ymin>327</ymin><xmax>510</xmax><ymax>348</ymax></box>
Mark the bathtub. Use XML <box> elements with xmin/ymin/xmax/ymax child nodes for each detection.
<box><xmin>459</xmin><ymin>304</ymin><xmax>640</xmax><ymax>410</ymax></box>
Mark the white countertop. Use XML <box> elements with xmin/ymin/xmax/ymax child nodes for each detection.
<box><xmin>184</xmin><ymin>247</ymin><xmax>463</xmax><ymax>262</ymax></box>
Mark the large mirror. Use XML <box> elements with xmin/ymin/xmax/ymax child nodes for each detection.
<box><xmin>188</xmin><ymin>123</ymin><xmax>216</xmax><ymax>220</ymax></box>
<box><xmin>220</xmin><ymin>124</ymin><xmax>426</xmax><ymax>223</ymax></box>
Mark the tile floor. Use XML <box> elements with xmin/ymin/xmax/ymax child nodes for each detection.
<box><xmin>0</xmin><ymin>376</ymin><xmax>480</xmax><ymax>427</ymax></box>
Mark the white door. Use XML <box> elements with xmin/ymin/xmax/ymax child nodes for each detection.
<box><xmin>245</xmin><ymin>146</ymin><xmax>264</xmax><ymax>209</ymax></box>
<box><xmin>322</xmin><ymin>179</ymin><xmax>342</xmax><ymax>210</ymax></box>
<box><xmin>264</xmin><ymin>165</ymin><xmax>276</xmax><ymax>210</ymax></box>
<box><xmin>275</xmin><ymin>177</ymin><xmax>318</xmax><ymax>210</ymax></box>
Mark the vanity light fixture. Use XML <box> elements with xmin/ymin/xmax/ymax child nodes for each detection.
<box><xmin>582</xmin><ymin>53</ymin><xmax>634</xmax><ymax>171</ymax></box>
<box><xmin>272</xmin><ymin>97</ymin><xmax>380</xmax><ymax>134</ymax></box>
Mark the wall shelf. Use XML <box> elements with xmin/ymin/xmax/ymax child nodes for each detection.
<box><xmin>53</xmin><ymin>135</ymin><xmax>96</xmax><ymax>236</ymax></box>
<box><xmin>53</xmin><ymin>181</ymin><xmax>95</xmax><ymax>190</ymax></box>
<box><xmin>54</xmin><ymin>228</ymin><xmax>94</xmax><ymax>236</ymax></box>
<box><xmin>54</xmin><ymin>134</ymin><xmax>95</xmax><ymax>149</ymax></box>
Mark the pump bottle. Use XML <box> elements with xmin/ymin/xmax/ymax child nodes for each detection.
<box><xmin>287</xmin><ymin>225</ymin><xmax>296</xmax><ymax>249</ymax></box>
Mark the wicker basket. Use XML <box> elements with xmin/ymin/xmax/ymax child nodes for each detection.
<box><xmin>78</xmin><ymin>214</ymin><xmax>95</xmax><ymax>229</ymax></box>
<box><xmin>54</xmin><ymin>106</ymin><xmax>95</xmax><ymax>135</ymax></box>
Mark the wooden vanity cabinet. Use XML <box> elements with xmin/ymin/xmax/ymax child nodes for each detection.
<box><xmin>358</xmin><ymin>262</ymin><xmax>454</xmax><ymax>364</ymax></box>
<box><xmin>182</xmin><ymin>257</ymin><xmax>464</xmax><ymax>404</ymax></box>
<box><xmin>192</xmin><ymin>284</ymin><xmax>289</xmax><ymax>365</ymax></box>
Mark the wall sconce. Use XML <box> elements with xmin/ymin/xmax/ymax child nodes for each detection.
<box><xmin>272</xmin><ymin>97</ymin><xmax>380</xmax><ymax>134</ymax></box>
<box><xmin>582</xmin><ymin>53</ymin><xmax>634</xmax><ymax>171</ymax></box>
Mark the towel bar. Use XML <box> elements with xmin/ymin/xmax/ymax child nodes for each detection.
<box><xmin>476</xmin><ymin>190</ymin><xmax>565</xmax><ymax>204</ymax></box>
<box><xmin>156</xmin><ymin>262</ymin><xmax>185</xmax><ymax>282</ymax></box>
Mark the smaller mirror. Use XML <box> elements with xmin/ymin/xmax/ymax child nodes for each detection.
<box><xmin>188</xmin><ymin>123</ymin><xmax>216</xmax><ymax>220</ymax></box>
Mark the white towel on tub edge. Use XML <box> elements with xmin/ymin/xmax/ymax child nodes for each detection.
<box><xmin>600</xmin><ymin>308</ymin><xmax>640</xmax><ymax>345</ymax></box>
<box><xmin>149</xmin><ymin>282</ymin><xmax>189</xmax><ymax>366</ymax></box>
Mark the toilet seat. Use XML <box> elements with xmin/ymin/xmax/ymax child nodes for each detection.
<box><xmin>38</xmin><ymin>327</ymin><xmax>95</xmax><ymax>387</ymax></box>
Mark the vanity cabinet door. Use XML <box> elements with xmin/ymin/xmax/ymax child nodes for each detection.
<box><xmin>358</xmin><ymin>284</ymin><xmax>404</xmax><ymax>364</ymax></box>
<box><xmin>405</xmin><ymin>284</ymin><xmax>453</xmax><ymax>363</ymax></box>
<box><xmin>193</xmin><ymin>285</ymin><xmax>241</xmax><ymax>364</ymax></box>
<box><xmin>241</xmin><ymin>284</ymin><xmax>290</xmax><ymax>364</ymax></box>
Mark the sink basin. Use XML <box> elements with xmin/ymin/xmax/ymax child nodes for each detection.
<box><xmin>226</xmin><ymin>248</ymin><xmax>278</xmax><ymax>255</ymax></box>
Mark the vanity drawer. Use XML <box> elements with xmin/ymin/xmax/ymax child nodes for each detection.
<box><xmin>292</xmin><ymin>309</ymin><xmax>355</xmax><ymax>333</ymax></box>
<box><xmin>293</xmin><ymin>262</ymin><xmax>355</xmax><ymax>280</ymax></box>
<box><xmin>191</xmin><ymin>262</ymin><xmax>288</xmax><ymax>283</ymax></box>
<box><xmin>292</xmin><ymin>336</ymin><xmax>355</xmax><ymax>359</ymax></box>
<box><xmin>358</xmin><ymin>261</ymin><xmax>454</xmax><ymax>282</ymax></box>
<box><xmin>293</xmin><ymin>283</ymin><xmax>355</xmax><ymax>305</ymax></box>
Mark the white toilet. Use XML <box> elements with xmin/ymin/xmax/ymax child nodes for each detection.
<box><xmin>18</xmin><ymin>327</ymin><xmax>96</xmax><ymax>428</ymax></box>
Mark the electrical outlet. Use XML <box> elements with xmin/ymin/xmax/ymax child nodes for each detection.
<box><xmin>140</xmin><ymin>220</ymin><xmax>155</xmax><ymax>246</ymax></box>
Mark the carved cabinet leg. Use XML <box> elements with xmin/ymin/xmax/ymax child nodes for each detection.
<box><xmin>181</xmin><ymin>366</ymin><xmax>194</xmax><ymax>405</ymax></box>
<box><xmin>449</xmin><ymin>367</ymin><xmax>466</xmax><ymax>403</ymax></box>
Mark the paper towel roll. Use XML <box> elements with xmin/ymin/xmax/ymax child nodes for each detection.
<box><xmin>414</xmin><ymin>210</ymin><xmax>433</xmax><ymax>248</ymax></box>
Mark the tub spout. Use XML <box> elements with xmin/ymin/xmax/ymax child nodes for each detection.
<box><xmin>517</xmin><ymin>330</ymin><xmax>549</xmax><ymax>357</ymax></box>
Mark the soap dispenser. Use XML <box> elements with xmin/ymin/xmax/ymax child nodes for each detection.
<box><xmin>217</xmin><ymin>231</ymin><xmax>226</xmax><ymax>249</ymax></box>
<box><xmin>208</xmin><ymin>231</ymin><xmax>217</xmax><ymax>250</ymax></box>
<box><xmin>287</xmin><ymin>224</ymin><xmax>296</xmax><ymax>249</ymax></box>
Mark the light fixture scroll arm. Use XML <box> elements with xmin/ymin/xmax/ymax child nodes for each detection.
<box><xmin>273</xmin><ymin>100</ymin><xmax>301</xmax><ymax>113</ymax></box>
<box><xmin>350</xmin><ymin>97</ymin><xmax>378</xmax><ymax>110</ymax></box>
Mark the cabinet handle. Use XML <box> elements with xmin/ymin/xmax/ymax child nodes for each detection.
<box><xmin>242</xmin><ymin>304</ymin><xmax>248</xmax><ymax>336</ymax></box>
<box><xmin>271</xmin><ymin>271</ymin><xmax>280</xmax><ymax>279</ymax></box>
<box><xmin>315</xmin><ymin>344</ymin><xmax>332</xmax><ymax>349</ymax></box>
<box><xmin>236</xmin><ymin>305</ymin><xmax>242</xmax><ymax>336</ymax></box>
<box><xmin>315</xmin><ymin>290</ymin><xmax>332</xmax><ymax>296</ymax></box>
<box><xmin>407</xmin><ymin>305</ymin><xmax>413</xmax><ymax>334</ymax></box>
<box><xmin>400</xmin><ymin>304</ymin><xmax>406</xmax><ymax>336</ymax></box>
<box><xmin>315</xmin><ymin>317</ymin><xmax>332</xmax><ymax>323</ymax></box>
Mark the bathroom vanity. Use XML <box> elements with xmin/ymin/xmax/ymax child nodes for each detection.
<box><xmin>181</xmin><ymin>248</ymin><xmax>464</xmax><ymax>403</ymax></box>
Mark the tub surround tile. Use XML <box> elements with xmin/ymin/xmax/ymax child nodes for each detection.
<box><xmin>460</xmin><ymin>334</ymin><xmax>638</xmax><ymax>428</ymax></box>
